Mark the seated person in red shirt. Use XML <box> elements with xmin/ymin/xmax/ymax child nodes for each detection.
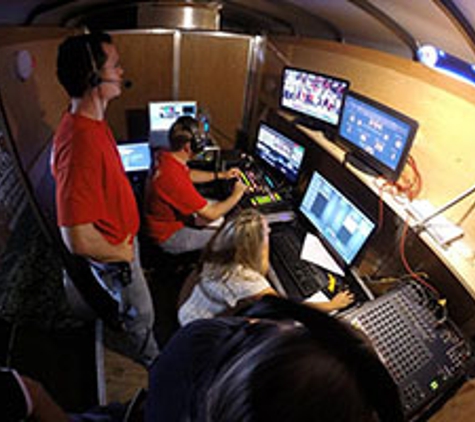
<box><xmin>144</xmin><ymin>116</ymin><xmax>247</xmax><ymax>254</ymax></box>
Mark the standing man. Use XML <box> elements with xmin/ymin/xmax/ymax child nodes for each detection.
<box><xmin>52</xmin><ymin>32</ymin><xmax>158</xmax><ymax>366</ymax></box>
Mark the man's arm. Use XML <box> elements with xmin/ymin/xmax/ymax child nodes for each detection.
<box><xmin>189</xmin><ymin>167</ymin><xmax>242</xmax><ymax>184</ymax></box>
<box><xmin>196</xmin><ymin>179</ymin><xmax>247</xmax><ymax>221</ymax></box>
<box><xmin>60</xmin><ymin>223</ymin><xmax>134</xmax><ymax>263</ymax></box>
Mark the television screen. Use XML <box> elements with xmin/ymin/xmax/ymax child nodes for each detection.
<box><xmin>117</xmin><ymin>142</ymin><xmax>151</xmax><ymax>173</ymax></box>
<box><xmin>280</xmin><ymin>67</ymin><xmax>350</xmax><ymax>129</ymax></box>
<box><xmin>300</xmin><ymin>171</ymin><xmax>375</xmax><ymax>266</ymax></box>
<box><xmin>338</xmin><ymin>92</ymin><xmax>419</xmax><ymax>182</ymax></box>
<box><xmin>255</xmin><ymin>123</ymin><xmax>305</xmax><ymax>184</ymax></box>
<box><xmin>149</xmin><ymin>101</ymin><xmax>197</xmax><ymax>148</ymax></box>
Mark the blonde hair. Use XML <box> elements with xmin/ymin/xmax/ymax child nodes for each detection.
<box><xmin>202</xmin><ymin>209</ymin><xmax>267</xmax><ymax>277</ymax></box>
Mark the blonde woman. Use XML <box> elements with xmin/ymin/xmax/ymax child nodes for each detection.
<box><xmin>178</xmin><ymin>209</ymin><xmax>353</xmax><ymax>326</ymax></box>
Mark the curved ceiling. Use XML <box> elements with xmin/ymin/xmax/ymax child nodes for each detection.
<box><xmin>0</xmin><ymin>0</ymin><xmax>474</xmax><ymax>63</ymax></box>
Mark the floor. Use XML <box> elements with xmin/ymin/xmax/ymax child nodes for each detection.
<box><xmin>104</xmin><ymin>346</ymin><xmax>147</xmax><ymax>404</ymax></box>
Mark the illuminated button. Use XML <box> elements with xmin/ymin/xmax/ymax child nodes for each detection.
<box><xmin>256</xmin><ymin>195</ymin><xmax>272</xmax><ymax>204</ymax></box>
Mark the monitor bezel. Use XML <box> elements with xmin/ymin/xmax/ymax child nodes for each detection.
<box><xmin>254</xmin><ymin>121</ymin><xmax>306</xmax><ymax>186</ymax></box>
<box><xmin>279</xmin><ymin>66</ymin><xmax>351</xmax><ymax>130</ymax></box>
<box><xmin>336</xmin><ymin>91</ymin><xmax>419</xmax><ymax>182</ymax></box>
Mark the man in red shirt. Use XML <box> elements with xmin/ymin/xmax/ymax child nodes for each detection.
<box><xmin>52</xmin><ymin>32</ymin><xmax>158</xmax><ymax>366</ymax></box>
<box><xmin>145</xmin><ymin>116</ymin><xmax>247</xmax><ymax>254</ymax></box>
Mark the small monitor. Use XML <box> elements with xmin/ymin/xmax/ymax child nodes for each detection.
<box><xmin>255</xmin><ymin>123</ymin><xmax>306</xmax><ymax>184</ymax></box>
<box><xmin>280</xmin><ymin>67</ymin><xmax>350</xmax><ymax>132</ymax></box>
<box><xmin>338</xmin><ymin>92</ymin><xmax>419</xmax><ymax>182</ymax></box>
<box><xmin>117</xmin><ymin>142</ymin><xmax>151</xmax><ymax>173</ymax></box>
<box><xmin>149</xmin><ymin>101</ymin><xmax>197</xmax><ymax>148</ymax></box>
<box><xmin>300</xmin><ymin>171</ymin><xmax>375</xmax><ymax>266</ymax></box>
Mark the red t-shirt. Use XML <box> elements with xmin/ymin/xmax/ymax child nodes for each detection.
<box><xmin>52</xmin><ymin>112</ymin><xmax>139</xmax><ymax>245</ymax></box>
<box><xmin>145</xmin><ymin>151</ymin><xmax>207</xmax><ymax>243</ymax></box>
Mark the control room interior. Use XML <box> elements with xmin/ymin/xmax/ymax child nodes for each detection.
<box><xmin>1</xmin><ymin>1</ymin><xmax>475</xmax><ymax>421</ymax></box>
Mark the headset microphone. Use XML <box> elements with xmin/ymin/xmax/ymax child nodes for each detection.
<box><xmin>99</xmin><ymin>79</ymin><xmax>133</xmax><ymax>89</ymax></box>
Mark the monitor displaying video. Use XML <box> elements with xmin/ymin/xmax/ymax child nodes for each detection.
<box><xmin>255</xmin><ymin>123</ymin><xmax>305</xmax><ymax>184</ymax></box>
<box><xmin>280</xmin><ymin>67</ymin><xmax>350</xmax><ymax>128</ymax></box>
<box><xmin>149</xmin><ymin>101</ymin><xmax>197</xmax><ymax>148</ymax></box>
<box><xmin>149</xmin><ymin>101</ymin><xmax>197</xmax><ymax>131</ymax></box>
<box><xmin>338</xmin><ymin>92</ymin><xmax>418</xmax><ymax>182</ymax></box>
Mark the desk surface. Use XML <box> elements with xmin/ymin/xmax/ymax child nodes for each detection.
<box><xmin>295</xmin><ymin>124</ymin><xmax>475</xmax><ymax>301</ymax></box>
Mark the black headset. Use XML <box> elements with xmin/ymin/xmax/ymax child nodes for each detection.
<box><xmin>85</xmin><ymin>39</ymin><xmax>102</xmax><ymax>88</ymax></box>
<box><xmin>169</xmin><ymin>115</ymin><xmax>206</xmax><ymax>153</ymax></box>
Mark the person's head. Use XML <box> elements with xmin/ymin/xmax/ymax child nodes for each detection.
<box><xmin>57</xmin><ymin>32</ymin><xmax>123</xmax><ymax>99</ymax></box>
<box><xmin>204</xmin><ymin>209</ymin><xmax>269</xmax><ymax>275</ymax></box>
<box><xmin>168</xmin><ymin>115</ymin><xmax>205</xmax><ymax>154</ymax></box>
<box><xmin>205</xmin><ymin>296</ymin><xmax>403</xmax><ymax>422</ymax></box>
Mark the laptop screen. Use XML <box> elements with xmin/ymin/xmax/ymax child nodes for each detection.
<box><xmin>255</xmin><ymin>123</ymin><xmax>305</xmax><ymax>184</ymax></box>
<box><xmin>117</xmin><ymin>142</ymin><xmax>151</xmax><ymax>173</ymax></box>
<box><xmin>299</xmin><ymin>171</ymin><xmax>375</xmax><ymax>266</ymax></box>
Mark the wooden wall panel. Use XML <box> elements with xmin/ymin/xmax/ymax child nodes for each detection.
<box><xmin>259</xmin><ymin>37</ymin><xmax>475</xmax><ymax>249</ymax></box>
<box><xmin>109</xmin><ymin>33</ymin><xmax>174</xmax><ymax>141</ymax></box>
<box><xmin>180</xmin><ymin>33</ymin><xmax>251</xmax><ymax>149</ymax></box>
<box><xmin>0</xmin><ymin>36</ymin><xmax>68</xmax><ymax>175</ymax></box>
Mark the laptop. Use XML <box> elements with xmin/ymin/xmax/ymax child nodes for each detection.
<box><xmin>117</xmin><ymin>141</ymin><xmax>151</xmax><ymax>173</ymax></box>
<box><xmin>270</xmin><ymin>170</ymin><xmax>375</xmax><ymax>301</ymax></box>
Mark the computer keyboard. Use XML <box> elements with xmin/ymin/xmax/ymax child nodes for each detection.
<box><xmin>270</xmin><ymin>227</ymin><xmax>329</xmax><ymax>298</ymax></box>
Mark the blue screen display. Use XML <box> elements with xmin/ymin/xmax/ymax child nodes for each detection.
<box><xmin>339</xmin><ymin>94</ymin><xmax>413</xmax><ymax>172</ymax></box>
<box><xmin>300</xmin><ymin>171</ymin><xmax>375</xmax><ymax>265</ymax></box>
<box><xmin>117</xmin><ymin>142</ymin><xmax>151</xmax><ymax>172</ymax></box>
<box><xmin>255</xmin><ymin>123</ymin><xmax>305</xmax><ymax>184</ymax></box>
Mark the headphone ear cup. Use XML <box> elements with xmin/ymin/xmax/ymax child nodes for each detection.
<box><xmin>190</xmin><ymin>126</ymin><xmax>204</xmax><ymax>153</ymax></box>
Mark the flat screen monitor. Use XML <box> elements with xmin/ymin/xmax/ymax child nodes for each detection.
<box><xmin>255</xmin><ymin>123</ymin><xmax>305</xmax><ymax>184</ymax></box>
<box><xmin>280</xmin><ymin>67</ymin><xmax>350</xmax><ymax>131</ymax></box>
<box><xmin>117</xmin><ymin>142</ymin><xmax>151</xmax><ymax>173</ymax></box>
<box><xmin>300</xmin><ymin>171</ymin><xmax>375</xmax><ymax>266</ymax></box>
<box><xmin>149</xmin><ymin>101</ymin><xmax>197</xmax><ymax>148</ymax></box>
<box><xmin>338</xmin><ymin>92</ymin><xmax>419</xmax><ymax>182</ymax></box>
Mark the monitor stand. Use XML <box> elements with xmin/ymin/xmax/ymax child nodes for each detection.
<box><xmin>343</xmin><ymin>152</ymin><xmax>379</xmax><ymax>178</ymax></box>
<box><xmin>292</xmin><ymin>116</ymin><xmax>337</xmax><ymax>141</ymax></box>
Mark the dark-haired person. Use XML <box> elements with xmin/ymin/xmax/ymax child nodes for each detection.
<box><xmin>178</xmin><ymin>208</ymin><xmax>353</xmax><ymax>326</ymax></box>
<box><xmin>145</xmin><ymin>296</ymin><xmax>404</xmax><ymax>422</ymax></box>
<box><xmin>51</xmin><ymin>32</ymin><xmax>158</xmax><ymax>366</ymax></box>
<box><xmin>144</xmin><ymin>115</ymin><xmax>247</xmax><ymax>254</ymax></box>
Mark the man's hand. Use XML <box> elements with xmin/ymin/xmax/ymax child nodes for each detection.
<box><xmin>61</xmin><ymin>224</ymin><xmax>135</xmax><ymax>263</ymax></box>
<box><xmin>116</xmin><ymin>233</ymin><xmax>134</xmax><ymax>263</ymax></box>
<box><xmin>222</xmin><ymin>167</ymin><xmax>242</xmax><ymax>179</ymax></box>
<box><xmin>232</xmin><ymin>178</ymin><xmax>248</xmax><ymax>197</ymax></box>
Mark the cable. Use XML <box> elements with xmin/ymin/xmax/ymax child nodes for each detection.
<box><xmin>399</xmin><ymin>216</ymin><xmax>440</xmax><ymax>297</ymax></box>
<box><xmin>375</xmin><ymin>155</ymin><xmax>422</xmax><ymax>202</ymax></box>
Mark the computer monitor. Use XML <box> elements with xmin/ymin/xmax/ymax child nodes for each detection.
<box><xmin>255</xmin><ymin>123</ymin><xmax>306</xmax><ymax>184</ymax></box>
<box><xmin>338</xmin><ymin>91</ymin><xmax>419</xmax><ymax>182</ymax></box>
<box><xmin>280</xmin><ymin>67</ymin><xmax>350</xmax><ymax>133</ymax></box>
<box><xmin>117</xmin><ymin>142</ymin><xmax>151</xmax><ymax>173</ymax></box>
<box><xmin>300</xmin><ymin>171</ymin><xmax>375</xmax><ymax>266</ymax></box>
<box><xmin>149</xmin><ymin>100</ymin><xmax>197</xmax><ymax>148</ymax></box>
